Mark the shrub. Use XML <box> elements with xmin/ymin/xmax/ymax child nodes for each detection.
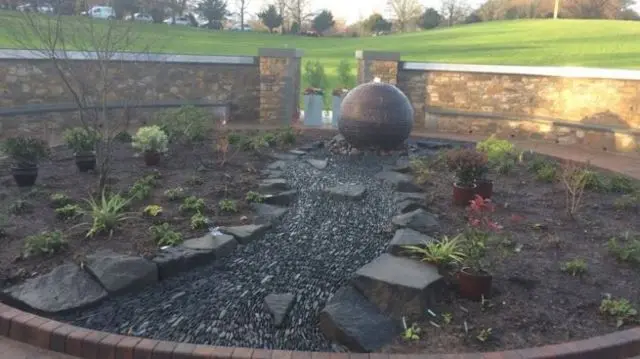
<box><xmin>23</xmin><ymin>231</ymin><xmax>67</xmax><ymax>258</ymax></box>
<box><xmin>1</xmin><ymin>136</ymin><xmax>49</xmax><ymax>166</ymax></box>
<box><xmin>613</xmin><ymin>193</ymin><xmax>639</xmax><ymax>210</ymax></box>
<box><xmin>149</xmin><ymin>223</ymin><xmax>183</xmax><ymax>246</ymax></box>
<box><xmin>276</xmin><ymin>127</ymin><xmax>297</xmax><ymax>146</ymax></box>
<box><xmin>9</xmin><ymin>199</ymin><xmax>32</xmax><ymax>215</ymax></box>
<box><xmin>132</xmin><ymin>126</ymin><xmax>169</xmax><ymax>154</ymax></box>
<box><xmin>560</xmin><ymin>161</ymin><xmax>589</xmax><ymax>217</ymax></box>
<box><xmin>303</xmin><ymin>60</ymin><xmax>327</xmax><ymax>94</ymax></box>
<box><xmin>535</xmin><ymin>162</ymin><xmax>557</xmax><ymax>182</ymax></box>
<box><xmin>55</xmin><ymin>204</ymin><xmax>80</xmax><ymax>220</ymax></box>
<box><xmin>608</xmin><ymin>233</ymin><xmax>640</xmax><ymax>265</ymax></box>
<box><xmin>63</xmin><ymin>127</ymin><xmax>99</xmax><ymax>154</ymax></box>
<box><xmin>402</xmin><ymin>234</ymin><xmax>466</xmax><ymax>268</ymax></box>
<box><xmin>129</xmin><ymin>174</ymin><xmax>158</xmax><ymax>200</ymax></box>
<box><xmin>50</xmin><ymin>193</ymin><xmax>73</xmax><ymax>208</ymax></box>
<box><xmin>190</xmin><ymin>212</ymin><xmax>208</xmax><ymax>230</ymax></box>
<box><xmin>143</xmin><ymin>205</ymin><xmax>163</xmax><ymax>217</ymax></box>
<box><xmin>157</xmin><ymin>105</ymin><xmax>209</xmax><ymax>144</ymax></box>
<box><xmin>445</xmin><ymin>148</ymin><xmax>488</xmax><ymax>187</ymax></box>
<box><xmin>227</xmin><ymin>132</ymin><xmax>244</xmax><ymax>145</ymax></box>
<box><xmin>476</xmin><ymin>135</ymin><xmax>515</xmax><ymax>164</ymax></box>
<box><xmin>336</xmin><ymin>59</ymin><xmax>354</xmax><ymax>90</ymax></box>
<box><xmin>164</xmin><ymin>187</ymin><xmax>185</xmax><ymax>201</ymax></box>
<box><xmin>600</xmin><ymin>296</ymin><xmax>637</xmax><ymax>327</ymax></box>
<box><xmin>561</xmin><ymin>258</ymin><xmax>587</xmax><ymax>276</ymax></box>
<box><xmin>114</xmin><ymin>131</ymin><xmax>132</xmax><ymax>143</ymax></box>
<box><xmin>83</xmin><ymin>191</ymin><xmax>131</xmax><ymax>238</ymax></box>
<box><xmin>218</xmin><ymin>199</ymin><xmax>238</xmax><ymax>213</ymax></box>
<box><xmin>180</xmin><ymin>196</ymin><xmax>206</xmax><ymax>214</ymax></box>
<box><xmin>582</xmin><ymin>169</ymin><xmax>608</xmax><ymax>192</ymax></box>
<box><xmin>410</xmin><ymin>158</ymin><xmax>431</xmax><ymax>184</ymax></box>
<box><xmin>609</xmin><ymin>175</ymin><xmax>636</xmax><ymax>194</ymax></box>
<box><xmin>240</xmin><ymin>135</ymin><xmax>270</xmax><ymax>152</ymax></box>
<box><xmin>245</xmin><ymin>191</ymin><xmax>264</xmax><ymax>203</ymax></box>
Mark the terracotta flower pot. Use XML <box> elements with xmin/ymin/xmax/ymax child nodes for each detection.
<box><xmin>475</xmin><ymin>179</ymin><xmax>493</xmax><ymax>199</ymax></box>
<box><xmin>143</xmin><ymin>151</ymin><xmax>162</xmax><ymax>166</ymax></box>
<box><xmin>457</xmin><ymin>267</ymin><xmax>492</xmax><ymax>301</ymax></box>
<box><xmin>452</xmin><ymin>182</ymin><xmax>477</xmax><ymax>206</ymax></box>
<box><xmin>11</xmin><ymin>165</ymin><xmax>38</xmax><ymax>187</ymax></box>
<box><xmin>75</xmin><ymin>152</ymin><xmax>96</xmax><ymax>172</ymax></box>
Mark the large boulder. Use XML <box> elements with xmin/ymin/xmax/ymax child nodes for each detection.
<box><xmin>85</xmin><ymin>250</ymin><xmax>158</xmax><ymax>294</ymax></box>
<box><xmin>4</xmin><ymin>264</ymin><xmax>107</xmax><ymax>313</ymax></box>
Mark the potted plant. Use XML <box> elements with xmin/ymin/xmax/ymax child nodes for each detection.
<box><xmin>402</xmin><ymin>234</ymin><xmax>466</xmax><ymax>276</ymax></box>
<box><xmin>303</xmin><ymin>60</ymin><xmax>327</xmax><ymax>127</ymax></box>
<box><xmin>331</xmin><ymin>59</ymin><xmax>355</xmax><ymax>127</ymax></box>
<box><xmin>63</xmin><ymin>127</ymin><xmax>99</xmax><ymax>172</ymax></box>
<box><xmin>446</xmin><ymin>148</ymin><xmax>489</xmax><ymax>206</ymax></box>
<box><xmin>1</xmin><ymin>136</ymin><xmax>49</xmax><ymax>187</ymax></box>
<box><xmin>475</xmin><ymin>136</ymin><xmax>517</xmax><ymax>198</ymax></box>
<box><xmin>132</xmin><ymin>125</ymin><xmax>169</xmax><ymax>166</ymax></box>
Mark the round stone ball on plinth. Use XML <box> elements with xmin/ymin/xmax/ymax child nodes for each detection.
<box><xmin>338</xmin><ymin>82</ymin><xmax>414</xmax><ymax>150</ymax></box>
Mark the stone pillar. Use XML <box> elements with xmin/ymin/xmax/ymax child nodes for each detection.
<box><xmin>355</xmin><ymin>50</ymin><xmax>401</xmax><ymax>85</ymax></box>
<box><xmin>258</xmin><ymin>48</ymin><xmax>303</xmax><ymax>125</ymax></box>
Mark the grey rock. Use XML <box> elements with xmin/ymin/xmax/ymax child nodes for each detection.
<box><xmin>392</xmin><ymin>209</ymin><xmax>440</xmax><ymax>234</ymax></box>
<box><xmin>270</xmin><ymin>153</ymin><xmax>298</xmax><ymax>161</ymax></box>
<box><xmin>307</xmin><ymin>158</ymin><xmax>328</xmax><ymax>170</ymax></box>
<box><xmin>323</xmin><ymin>184</ymin><xmax>366</xmax><ymax>200</ymax></box>
<box><xmin>264</xmin><ymin>293</ymin><xmax>296</xmax><ymax>327</ymax></box>
<box><xmin>152</xmin><ymin>246</ymin><xmax>214</xmax><ymax>280</ymax></box>
<box><xmin>266</xmin><ymin>161</ymin><xmax>287</xmax><ymax>170</ymax></box>
<box><xmin>182</xmin><ymin>233</ymin><xmax>237</xmax><ymax>258</ymax></box>
<box><xmin>318</xmin><ymin>286</ymin><xmax>400</xmax><ymax>352</ymax></box>
<box><xmin>261</xmin><ymin>170</ymin><xmax>283</xmax><ymax>179</ymax></box>
<box><xmin>351</xmin><ymin>253</ymin><xmax>444</xmax><ymax>320</ymax></box>
<box><xmin>387</xmin><ymin>228</ymin><xmax>435</xmax><ymax>256</ymax></box>
<box><xmin>392</xmin><ymin>158</ymin><xmax>412</xmax><ymax>173</ymax></box>
<box><xmin>252</xmin><ymin>203</ymin><xmax>288</xmax><ymax>224</ymax></box>
<box><xmin>393</xmin><ymin>192</ymin><xmax>425</xmax><ymax>204</ymax></box>
<box><xmin>289</xmin><ymin>150</ymin><xmax>306</xmax><ymax>156</ymax></box>
<box><xmin>263</xmin><ymin>190</ymin><xmax>298</xmax><ymax>206</ymax></box>
<box><xmin>396</xmin><ymin>199</ymin><xmax>426</xmax><ymax>214</ymax></box>
<box><xmin>4</xmin><ymin>264</ymin><xmax>107</xmax><ymax>313</ymax></box>
<box><xmin>259</xmin><ymin>178</ymin><xmax>290</xmax><ymax>193</ymax></box>
<box><xmin>415</xmin><ymin>140</ymin><xmax>455</xmax><ymax>150</ymax></box>
<box><xmin>374</xmin><ymin>171</ymin><xmax>422</xmax><ymax>193</ymax></box>
<box><xmin>85</xmin><ymin>250</ymin><xmax>158</xmax><ymax>294</ymax></box>
<box><xmin>219</xmin><ymin>224</ymin><xmax>271</xmax><ymax>245</ymax></box>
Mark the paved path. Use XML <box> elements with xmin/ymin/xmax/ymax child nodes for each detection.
<box><xmin>0</xmin><ymin>337</ymin><xmax>78</xmax><ymax>359</ymax></box>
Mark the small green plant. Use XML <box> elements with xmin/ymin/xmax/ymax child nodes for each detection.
<box><xmin>55</xmin><ymin>204</ymin><xmax>80</xmax><ymax>220</ymax></box>
<box><xmin>336</xmin><ymin>59</ymin><xmax>355</xmax><ymax>90</ymax></box>
<box><xmin>476</xmin><ymin>135</ymin><xmax>515</xmax><ymax>163</ymax></box>
<box><xmin>157</xmin><ymin>105</ymin><xmax>209</xmax><ymax>144</ymax></box>
<box><xmin>132</xmin><ymin>125</ymin><xmax>169</xmax><ymax>154</ymax></box>
<box><xmin>442</xmin><ymin>312</ymin><xmax>453</xmax><ymax>325</ymax></box>
<box><xmin>190</xmin><ymin>212</ymin><xmax>208</xmax><ymax>230</ymax></box>
<box><xmin>535</xmin><ymin>162</ymin><xmax>558</xmax><ymax>182</ymax></box>
<box><xmin>239</xmin><ymin>135</ymin><xmax>270</xmax><ymax>152</ymax></box>
<box><xmin>561</xmin><ymin>258</ymin><xmax>587</xmax><ymax>276</ymax></box>
<box><xmin>186</xmin><ymin>175</ymin><xmax>204</xmax><ymax>186</ymax></box>
<box><xmin>114</xmin><ymin>131</ymin><xmax>132</xmax><ymax>143</ymax></box>
<box><xmin>613</xmin><ymin>193</ymin><xmax>639</xmax><ymax>210</ymax></box>
<box><xmin>410</xmin><ymin>158</ymin><xmax>431</xmax><ymax>184</ymax></box>
<box><xmin>82</xmin><ymin>191</ymin><xmax>132</xmax><ymax>238</ymax></box>
<box><xmin>129</xmin><ymin>174</ymin><xmax>158</xmax><ymax>200</ymax></box>
<box><xmin>23</xmin><ymin>231</ymin><xmax>67</xmax><ymax>258</ymax></box>
<box><xmin>476</xmin><ymin>328</ymin><xmax>493</xmax><ymax>343</ymax></box>
<box><xmin>608</xmin><ymin>233</ymin><xmax>640</xmax><ymax>265</ymax></box>
<box><xmin>218</xmin><ymin>199</ymin><xmax>238</xmax><ymax>213</ymax></box>
<box><xmin>1</xmin><ymin>136</ymin><xmax>49</xmax><ymax>167</ymax></box>
<box><xmin>50</xmin><ymin>193</ymin><xmax>73</xmax><ymax>208</ymax></box>
<box><xmin>245</xmin><ymin>191</ymin><xmax>264</xmax><ymax>203</ymax></box>
<box><xmin>149</xmin><ymin>223</ymin><xmax>183</xmax><ymax>247</ymax></box>
<box><xmin>275</xmin><ymin>127</ymin><xmax>297</xmax><ymax>146</ymax></box>
<box><xmin>63</xmin><ymin>127</ymin><xmax>99</xmax><ymax>154</ymax></box>
<box><xmin>609</xmin><ymin>174</ymin><xmax>636</xmax><ymax>194</ymax></box>
<box><xmin>402</xmin><ymin>234</ymin><xmax>466</xmax><ymax>268</ymax></box>
<box><xmin>143</xmin><ymin>205</ymin><xmax>163</xmax><ymax>217</ymax></box>
<box><xmin>401</xmin><ymin>322</ymin><xmax>421</xmax><ymax>341</ymax></box>
<box><xmin>227</xmin><ymin>132</ymin><xmax>245</xmax><ymax>145</ymax></box>
<box><xmin>581</xmin><ymin>169</ymin><xmax>608</xmax><ymax>192</ymax></box>
<box><xmin>180</xmin><ymin>196</ymin><xmax>206</xmax><ymax>214</ymax></box>
<box><xmin>164</xmin><ymin>187</ymin><xmax>185</xmax><ymax>201</ymax></box>
<box><xmin>9</xmin><ymin>199</ymin><xmax>32</xmax><ymax>215</ymax></box>
<box><xmin>303</xmin><ymin>60</ymin><xmax>327</xmax><ymax>93</ymax></box>
<box><xmin>600</xmin><ymin>296</ymin><xmax>638</xmax><ymax>328</ymax></box>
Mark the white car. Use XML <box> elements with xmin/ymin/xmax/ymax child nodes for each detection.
<box><xmin>125</xmin><ymin>13</ymin><xmax>153</xmax><ymax>22</ymax></box>
<box><xmin>17</xmin><ymin>2</ymin><xmax>53</xmax><ymax>13</ymax></box>
<box><xmin>87</xmin><ymin>6</ymin><xmax>115</xmax><ymax>19</ymax></box>
<box><xmin>163</xmin><ymin>16</ymin><xmax>192</xmax><ymax>26</ymax></box>
<box><xmin>231</xmin><ymin>24</ymin><xmax>252</xmax><ymax>31</ymax></box>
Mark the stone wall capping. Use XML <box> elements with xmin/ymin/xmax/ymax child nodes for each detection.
<box><xmin>258</xmin><ymin>48</ymin><xmax>304</xmax><ymax>58</ymax></box>
<box><xmin>401</xmin><ymin>61</ymin><xmax>640</xmax><ymax>81</ymax></box>
<box><xmin>355</xmin><ymin>51</ymin><xmax>401</xmax><ymax>62</ymax></box>
<box><xmin>0</xmin><ymin>48</ymin><xmax>257</xmax><ymax>65</ymax></box>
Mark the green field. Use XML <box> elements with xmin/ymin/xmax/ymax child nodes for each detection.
<box><xmin>2</xmin><ymin>12</ymin><xmax>640</xmax><ymax>92</ymax></box>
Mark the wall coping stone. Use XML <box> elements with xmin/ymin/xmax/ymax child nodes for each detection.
<box><xmin>401</xmin><ymin>61</ymin><xmax>640</xmax><ymax>81</ymax></box>
<box><xmin>355</xmin><ymin>50</ymin><xmax>401</xmax><ymax>61</ymax></box>
<box><xmin>0</xmin><ymin>49</ymin><xmax>257</xmax><ymax>65</ymax></box>
<box><xmin>258</xmin><ymin>48</ymin><xmax>304</xmax><ymax>58</ymax></box>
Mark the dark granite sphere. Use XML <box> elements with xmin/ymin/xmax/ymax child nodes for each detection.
<box><xmin>338</xmin><ymin>82</ymin><xmax>414</xmax><ymax>150</ymax></box>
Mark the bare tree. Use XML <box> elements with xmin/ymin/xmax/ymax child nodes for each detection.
<box><xmin>286</xmin><ymin>0</ymin><xmax>311</xmax><ymax>32</ymax></box>
<box><xmin>236</xmin><ymin>0</ymin><xmax>250</xmax><ymax>30</ymax></box>
<box><xmin>565</xmin><ymin>0</ymin><xmax>621</xmax><ymax>18</ymax></box>
<box><xmin>10</xmin><ymin>13</ymin><xmax>148</xmax><ymax>190</ymax></box>
<box><xmin>440</xmin><ymin>0</ymin><xmax>468</xmax><ymax>25</ymax></box>
<box><xmin>386</xmin><ymin>0</ymin><xmax>423</xmax><ymax>32</ymax></box>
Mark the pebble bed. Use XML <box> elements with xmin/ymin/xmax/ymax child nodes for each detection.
<box><xmin>57</xmin><ymin>148</ymin><xmax>403</xmax><ymax>351</ymax></box>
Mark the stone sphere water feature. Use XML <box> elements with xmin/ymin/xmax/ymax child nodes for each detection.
<box><xmin>338</xmin><ymin>82</ymin><xmax>414</xmax><ymax>150</ymax></box>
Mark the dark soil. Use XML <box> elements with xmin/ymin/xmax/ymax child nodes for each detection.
<box><xmin>384</xmin><ymin>151</ymin><xmax>640</xmax><ymax>354</ymax></box>
<box><xmin>0</xmin><ymin>128</ymin><xmax>327</xmax><ymax>289</ymax></box>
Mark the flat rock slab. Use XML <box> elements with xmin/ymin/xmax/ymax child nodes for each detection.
<box><xmin>323</xmin><ymin>184</ymin><xmax>366</xmax><ymax>200</ymax></box>
<box><xmin>264</xmin><ymin>293</ymin><xmax>296</xmax><ymax>327</ymax></box>
<box><xmin>387</xmin><ymin>228</ymin><xmax>435</xmax><ymax>256</ymax></box>
<box><xmin>351</xmin><ymin>253</ymin><xmax>443</xmax><ymax>320</ymax></box>
<box><xmin>152</xmin><ymin>247</ymin><xmax>215</xmax><ymax>280</ymax></box>
<box><xmin>375</xmin><ymin>171</ymin><xmax>422</xmax><ymax>193</ymax></box>
<box><xmin>263</xmin><ymin>190</ymin><xmax>298</xmax><ymax>206</ymax></box>
<box><xmin>289</xmin><ymin>150</ymin><xmax>306</xmax><ymax>156</ymax></box>
<box><xmin>4</xmin><ymin>263</ymin><xmax>107</xmax><ymax>313</ymax></box>
<box><xmin>396</xmin><ymin>199</ymin><xmax>426</xmax><ymax>214</ymax></box>
<box><xmin>393</xmin><ymin>192</ymin><xmax>425</xmax><ymax>204</ymax></box>
<box><xmin>319</xmin><ymin>286</ymin><xmax>400</xmax><ymax>352</ymax></box>
<box><xmin>266</xmin><ymin>161</ymin><xmax>287</xmax><ymax>170</ymax></box>
<box><xmin>415</xmin><ymin>140</ymin><xmax>456</xmax><ymax>150</ymax></box>
<box><xmin>220</xmin><ymin>224</ymin><xmax>271</xmax><ymax>245</ymax></box>
<box><xmin>85</xmin><ymin>250</ymin><xmax>158</xmax><ymax>294</ymax></box>
<box><xmin>252</xmin><ymin>203</ymin><xmax>288</xmax><ymax>224</ymax></box>
<box><xmin>299</xmin><ymin>141</ymin><xmax>323</xmax><ymax>151</ymax></box>
<box><xmin>270</xmin><ymin>153</ymin><xmax>298</xmax><ymax>161</ymax></box>
<box><xmin>259</xmin><ymin>178</ymin><xmax>290</xmax><ymax>193</ymax></box>
<box><xmin>392</xmin><ymin>209</ymin><xmax>440</xmax><ymax>234</ymax></box>
<box><xmin>390</xmin><ymin>158</ymin><xmax>411</xmax><ymax>173</ymax></box>
<box><xmin>182</xmin><ymin>233</ymin><xmax>237</xmax><ymax>258</ymax></box>
<box><xmin>307</xmin><ymin>158</ymin><xmax>328</xmax><ymax>169</ymax></box>
<box><xmin>261</xmin><ymin>170</ymin><xmax>283</xmax><ymax>179</ymax></box>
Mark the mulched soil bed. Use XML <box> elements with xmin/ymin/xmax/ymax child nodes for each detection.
<box><xmin>0</xmin><ymin>128</ymin><xmax>326</xmax><ymax>290</ymax></box>
<box><xmin>384</xmin><ymin>149</ymin><xmax>640</xmax><ymax>354</ymax></box>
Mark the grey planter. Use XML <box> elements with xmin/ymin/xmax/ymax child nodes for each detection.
<box><xmin>303</xmin><ymin>94</ymin><xmax>324</xmax><ymax>127</ymax></box>
<box><xmin>331</xmin><ymin>94</ymin><xmax>346</xmax><ymax>128</ymax></box>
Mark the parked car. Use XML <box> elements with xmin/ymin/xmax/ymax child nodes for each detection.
<box><xmin>230</xmin><ymin>24</ymin><xmax>252</xmax><ymax>31</ymax></box>
<box><xmin>163</xmin><ymin>16</ymin><xmax>192</xmax><ymax>26</ymax></box>
<box><xmin>87</xmin><ymin>6</ymin><xmax>115</xmax><ymax>19</ymax></box>
<box><xmin>124</xmin><ymin>13</ymin><xmax>153</xmax><ymax>22</ymax></box>
<box><xmin>17</xmin><ymin>2</ymin><xmax>53</xmax><ymax>13</ymax></box>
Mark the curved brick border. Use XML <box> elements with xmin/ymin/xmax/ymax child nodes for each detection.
<box><xmin>2</xmin><ymin>130</ymin><xmax>640</xmax><ymax>359</ymax></box>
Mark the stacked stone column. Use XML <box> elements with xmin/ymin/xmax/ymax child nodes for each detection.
<box><xmin>258</xmin><ymin>48</ymin><xmax>303</xmax><ymax>125</ymax></box>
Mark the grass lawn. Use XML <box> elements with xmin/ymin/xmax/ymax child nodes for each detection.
<box><xmin>2</xmin><ymin>11</ymin><xmax>640</xmax><ymax>99</ymax></box>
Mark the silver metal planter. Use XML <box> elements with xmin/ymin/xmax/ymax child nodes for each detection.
<box><xmin>303</xmin><ymin>94</ymin><xmax>324</xmax><ymax>127</ymax></box>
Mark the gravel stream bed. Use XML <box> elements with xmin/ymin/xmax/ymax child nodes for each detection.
<box><xmin>57</xmin><ymin>150</ymin><xmax>401</xmax><ymax>351</ymax></box>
